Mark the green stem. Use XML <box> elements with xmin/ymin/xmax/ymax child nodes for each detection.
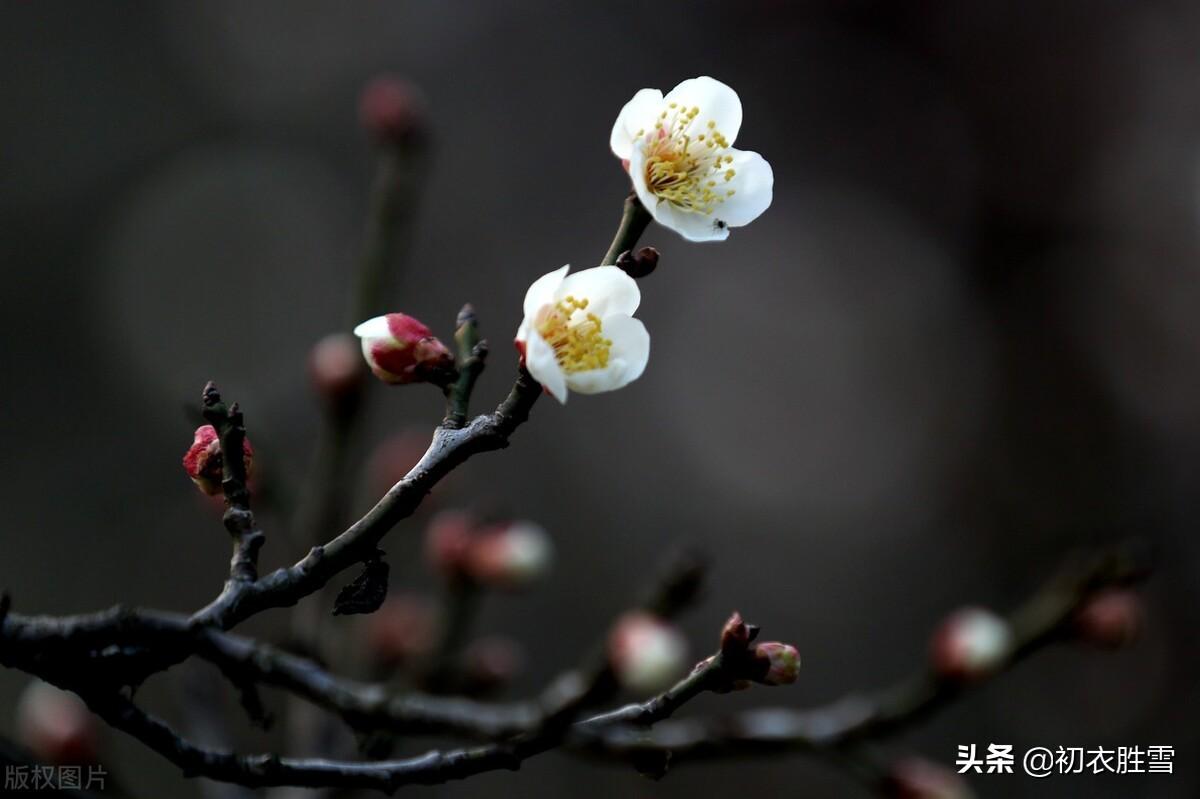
<box><xmin>601</xmin><ymin>194</ymin><xmax>652</xmax><ymax>266</ymax></box>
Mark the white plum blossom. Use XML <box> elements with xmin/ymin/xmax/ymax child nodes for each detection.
<box><xmin>610</xmin><ymin>76</ymin><xmax>773</xmax><ymax>242</ymax></box>
<box><xmin>515</xmin><ymin>265</ymin><xmax>649</xmax><ymax>403</ymax></box>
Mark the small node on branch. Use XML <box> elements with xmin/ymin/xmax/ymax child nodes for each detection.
<box><xmin>444</xmin><ymin>303</ymin><xmax>489</xmax><ymax>428</ymax></box>
<box><xmin>615</xmin><ymin>246</ymin><xmax>660</xmax><ymax>278</ymax></box>
<box><xmin>333</xmin><ymin>550</ymin><xmax>391</xmax><ymax>616</ymax></box>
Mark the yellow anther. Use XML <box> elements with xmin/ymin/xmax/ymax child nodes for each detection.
<box><xmin>536</xmin><ymin>299</ymin><xmax>612</xmax><ymax>374</ymax></box>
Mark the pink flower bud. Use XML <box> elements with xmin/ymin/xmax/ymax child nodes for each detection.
<box><xmin>365</xmin><ymin>594</ymin><xmax>438</xmax><ymax>666</ymax></box>
<box><xmin>464</xmin><ymin>521</ymin><xmax>552</xmax><ymax>588</ymax></box>
<box><xmin>309</xmin><ymin>332</ymin><xmax>365</xmax><ymax>404</ymax></box>
<box><xmin>359</xmin><ymin>75</ymin><xmax>426</xmax><ymax>145</ymax></box>
<box><xmin>751</xmin><ymin>641</ymin><xmax>801</xmax><ymax>685</ymax></box>
<box><xmin>16</xmin><ymin>681</ymin><xmax>97</xmax><ymax>765</ymax></box>
<box><xmin>424</xmin><ymin>510</ymin><xmax>475</xmax><ymax>577</ymax></box>
<box><xmin>354</xmin><ymin>314</ymin><xmax>456</xmax><ymax>387</ymax></box>
<box><xmin>182</xmin><ymin>425</ymin><xmax>254</xmax><ymax>496</ymax></box>
<box><xmin>463</xmin><ymin>636</ymin><xmax>525</xmax><ymax>691</ymax></box>
<box><xmin>608</xmin><ymin>613</ymin><xmax>688</xmax><ymax>693</ymax></box>
<box><xmin>930</xmin><ymin>607</ymin><xmax>1012</xmax><ymax>681</ymax></box>
<box><xmin>1074</xmin><ymin>589</ymin><xmax>1142</xmax><ymax>648</ymax></box>
<box><xmin>886</xmin><ymin>758</ymin><xmax>976</xmax><ymax>799</ymax></box>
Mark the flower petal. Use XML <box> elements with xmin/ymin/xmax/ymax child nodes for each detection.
<box><xmin>610</xmin><ymin>88</ymin><xmax>664</xmax><ymax>160</ymax></box>
<box><xmin>716</xmin><ymin>149</ymin><xmax>773</xmax><ymax>229</ymax></box>
<box><xmin>662</xmin><ymin>76</ymin><xmax>743</xmax><ymax>145</ymax></box>
<box><xmin>655</xmin><ymin>198</ymin><xmax>731</xmax><ymax>242</ymax></box>
<box><xmin>557</xmin><ymin>265</ymin><xmax>640</xmax><ymax>317</ymax></box>
<box><xmin>353</xmin><ymin>315</ymin><xmax>392</xmax><ymax>339</ymax></box>
<box><xmin>524</xmin><ymin>330</ymin><xmax>569</xmax><ymax>404</ymax></box>
<box><xmin>565</xmin><ymin>315</ymin><xmax>650</xmax><ymax>395</ymax></box>
<box><xmin>522</xmin><ymin>264</ymin><xmax>570</xmax><ymax>321</ymax></box>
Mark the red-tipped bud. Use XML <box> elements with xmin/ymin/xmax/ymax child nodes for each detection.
<box><xmin>354</xmin><ymin>314</ymin><xmax>456</xmax><ymax>387</ymax></box>
<box><xmin>608</xmin><ymin>613</ymin><xmax>688</xmax><ymax>693</ymax></box>
<box><xmin>1074</xmin><ymin>589</ymin><xmax>1142</xmax><ymax>649</ymax></box>
<box><xmin>365</xmin><ymin>594</ymin><xmax>438</xmax><ymax>666</ymax></box>
<box><xmin>464</xmin><ymin>521</ymin><xmax>553</xmax><ymax>589</ymax></box>
<box><xmin>424</xmin><ymin>511</ymin><xmax>475</xmax><ymax>577</ymax></box>
<box><xmin>615</xmin><ymin>246</ymin><xmax>660</xmax><ymax>279</ymax></box>
<box><xmin>886</xmin><ymin>758</ymin><xmax>976</xmax><ymax>799</ymax></box>
<box><xmin>719</xmin><ymin>611</ymin><xmax>757</xmax><ymax>654</ymax></box>
<box><xmin>309</xmin><ymin>332</ymin><xmax>366</xmax><ymax>405</ymax></box>
<box><xmin>182</xmin><ymin>425</ymin><xmax>253</xmax><ymax>496</ymax></box>
<box><xmin>16</xmin><ymin>681</ymin><xmax>98</xmax><ymax>765</ymax></box>
<box><xmin>463</xmin><ymin>636</ymin><xmax>525</xmax><ymax>691</ymax></box>
<box><xmin>750</xmin><ymin>641</ymin><xmax>801</xmax><ymax>685</ymax></box>
<box><xmin>359</xmin><ymin>75</ymin><xmax>426</xmax><ymax>146</ymax></box>
<box><xmin>930</xmin><ymin>607</ymin><xmax>1013</xmax><ymax>681</ymax></box>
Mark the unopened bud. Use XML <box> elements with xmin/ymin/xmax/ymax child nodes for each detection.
<box><xmin>16</xmin><ymin>681</ymin><xmax>97</xmax><ymax>765</ymax></box>
<box><xmin>718</xmin><ymin>610</ymin><xmax>758</xmax><ymax>654</ymax></box>
<box><xmin>750</xmin><ymin>641</ymin><xmax>801</xmax><ymax>685</ymax></box>
<box><xmin>608</xmin><ymin>613</ymin><xmax>688</xmax><ymax>693</ymax></box>
<box><xmin>615</xmin><ymin>246</ymin><xmax>659</xmax><ymax>278</ymax></box>
<box><xmin>424</xmin><ymin>510</ymin><xmax>475</xmax><ymax>577</ymax></box>
<box><xmin>886</xmin><ymin>758</ymin><xmax>976</xmax><ymax>799</ymax></box>
<box><xmin>463</xmin><ymin>636</ymin><xmax>525</xmax><ymax>691</ymax></box>
<box><xmin>365</xmin><ymin>594</ymin><xmax>438</xmax><ymax>666</ymax></box>
<box><xmin>465</xmin><ymin>521</ymin><xmax>552</xmax><ymax>588</ymax></box>
<box><xmin>182</xmin><ymin>425</ymin><xmax>254</xmax><ymax>496</ymax></box>
<box><xmin>1074</xmin><ymin>589</ymin><xmax>1142</xmax><ymax>649</ymax></box>
<box><xmin>930</xmin><ymin>607</ymin><xmax>1013</xmax><ymax>681</ymax></box>
<box><xmin>359</xmin><ymin>75</ymin><xmax>425</xmax><ymax>146</ymax></box>
<box><xmin>354</xmin><ymin>314</ymin><xmax>456</xmax><ymax>387</ymax></box>
<box><xmin>309</xmin><ymin>332</ymin><xmax>365</xmax><ymax>405</ymax></box>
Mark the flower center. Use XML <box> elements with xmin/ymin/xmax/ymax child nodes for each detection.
<box><xmin>637</xmin><ymin>103</ymin><xmax>737</xmax><ymax>215</ymax></box>
<box><xmin>535</xmin><ymin>296</ymin><xmax>612</xmax><ymax>373</ymax></box>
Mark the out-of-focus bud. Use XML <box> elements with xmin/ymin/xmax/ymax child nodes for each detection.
<box><xmin>354</xmin><ymin>314</ymin><xmax>456</xmax><ymax>387</ymax></box>
<box><xmin>365</xmin><ymin>594</ymin><xmax>438</xmax><ymax>666</ymax></box>
<box><xmin>608</xmin><ymin>612</ymin><xmax>688</xmax><ymax>693</ymax></box>
<box><xmin>464</xmin><ymin>521</ymin><xmax>553</xmax><ymax>589</ymax></box>
<box><xmin>424</xmin><ymin>511</ymin><xmax>475</xmax><ymax>577</ymax></box>
<box><xmin>1074</xmin><ymin>589</ymin><xmax>1142</xmax><ymax>649</ymax></box>
<box><xmin>182</xmin><ymin>425</ymin><xmax>254</xmax><ymax>496</ymax></box>
<box><xmin>309</xmin><ymin>332</ymin><xmax>366</xmax><ymax>407</ymax></box>
<box><xmin>16</xmin><ymin>681</ymin><xmax>98</xmax><ymax>765</ymax></box>
<box><xmin>750</xmin><ymin>641</ymin><xmax>801</xmax><ymax>686</ymax></box>
<box><xmin>886</xmin><ymin>758</ymin><xmax>976</xmax><ymax>799</ymax></box>
<box><xmin>930</xmin><ymin>607</ymin><xmax>1013</xmax><ymax>681</ymax></box>
<box><xmin>359</xmin><ymin>75</ymin><xmax>426</xmax><ymax>146</ymax></box>
<box><xmin>463</xmin><ymin>635</ymin><xmax>525</xmax><ymax>692</ymax></box>
<box><xmin>366</xmin><ymin>430</ymin><xmax>435</xmax><ymax>496</ymax></box>
<box><xmin>615</xmin><ymin>246</ymin><xmax>660</xmax><ymax>278</ymax></box>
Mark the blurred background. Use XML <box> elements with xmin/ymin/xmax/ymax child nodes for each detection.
<box><xmin>1</xmin><ymin>1</ymin><xmax>1198</xmax><ymax>796</ymax></box>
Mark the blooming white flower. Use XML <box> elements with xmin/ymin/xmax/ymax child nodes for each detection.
<box><xmin>610</xmin><ymin>76</ymin><xmax>773</xmax><ymax>242</ymax></box>
<box><xmin>515</xmin><ymin>265</ymin><xmax>649</xmax><ymax>403</ymax></box>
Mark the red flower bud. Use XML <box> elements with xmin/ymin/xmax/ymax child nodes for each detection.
<box><xmin>354</xmin><ymin>314</ymin><xmax>456</xmax><ymax>387</ymax></box>
<box><xmin>359</xmin><ymin>75</ymin><xmax>426</xmax><ymax>146</ymax></box>
<box><xmin>463</xmin><ymin>636</ymin><xmax>525</xmax><ymax>691</ymax></box>
<box><xmin>886</xmin><ymin>757</ymin><xmax>976</xmax><ymax>799</ymax></box>
<box><xmin>182</xmin><ymin>425</ymin><xmax>254</xmax><ymax>496</ymax></box>
<box><xmin>17</xmin><ymin>681</ymin><xmax>98</xmax><ymax>765</ymax></box>
<box><xmin>464</xmin><ymin>521</ymin><xmax>552</xmax><ymax>588</ymax></box>
<box><xmin>751</xmin><ymin>641</ymin><xmax>801</xmax><ymax>685</ymax></box>
<box><xmin>309</xmin><ymin>332</ymin><xmax>365</xmax><ymax>405</ymax></box>
<box><xmin>608</xmin><ymin>612</ymin><xmax>688</xmax><ymax>693</ymax></box>
<box><xmin>1074</xmin><ymin>589</ymin><xmax>1142</xmax><ymax>648</ymax></box>
<box><xmin>930</xmin><ymin>607</ymin><xmax>1012</xmax><ymax>681</ymax></box>
<box><xmin>365</xmin><ymin>594</ymin><xmax>438</xmax><ymax>666</ymax></box>
<box><xmin>719</xmin><ymin>610</ymin><xmax>756</xmax><ymax>654</ymax></box>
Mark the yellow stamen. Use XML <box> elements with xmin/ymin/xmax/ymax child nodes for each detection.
<box><xmin>639</xmin><ymin>102</ymin><xmax>739</xmax><ymax>216</ymax></box>
<box><xmin>535</xmin><ymin>297</ymin><xmax>612</xmax><ymax>373</ymax></box>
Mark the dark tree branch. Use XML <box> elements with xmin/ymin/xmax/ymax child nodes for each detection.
<box><xmin>202</xmin><ymin>383</ymin><xmax>264</xmax><ymax>585</ymax></box>
<box><xmin>601</xmin><ymin>193</ymin><xmax>653</xmax><ymax>266</ymax></box>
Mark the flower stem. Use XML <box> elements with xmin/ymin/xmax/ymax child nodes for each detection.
<box><xmin>601</xmin><ymin>193</ymin><xmax>652</xmax><ymax>266</ymax></box>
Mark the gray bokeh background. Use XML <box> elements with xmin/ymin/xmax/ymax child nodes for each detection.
<box><xmin>2</xmin><ymin>1</ymin><xmax>1198</xmax><ymax>797</ymax></box>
